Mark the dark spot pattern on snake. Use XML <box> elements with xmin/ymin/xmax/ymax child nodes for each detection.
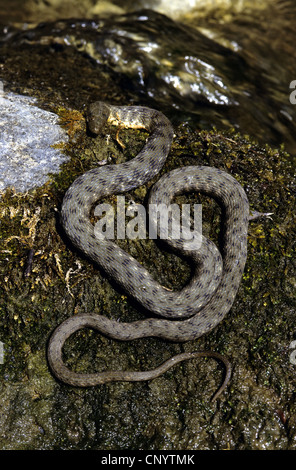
<box><xmin>47</xmin><ymin>101</ymin><xmax>249</xmax><ymax>396</ymax></box>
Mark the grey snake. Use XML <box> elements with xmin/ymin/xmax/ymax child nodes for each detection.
<box><xmin>47</xmin><ymin>102</ymin><xmax>249</xmax><ymax>399</ymax></box>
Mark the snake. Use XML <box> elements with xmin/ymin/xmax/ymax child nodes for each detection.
<box><xmin>47</xmin><ymin>101</ymin><xmax>249</xmax><ymax>399</ymax></box>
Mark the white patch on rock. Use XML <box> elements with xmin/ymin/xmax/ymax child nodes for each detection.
<box><xmin>0</xmin><ymin>85</ymin><xmax>69</xmax><ymax>192</ymax></box>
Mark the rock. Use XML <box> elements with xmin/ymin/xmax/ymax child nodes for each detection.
<box><xmin>0</xmin><ymin>86</ymin><xmax>68</xmax><ymax>193</ymax></box>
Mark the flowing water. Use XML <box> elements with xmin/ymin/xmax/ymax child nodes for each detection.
<box><xmin>0</xmin><ymin>0</ymin><xmax>296</xmax><ymax>155</ymax></box>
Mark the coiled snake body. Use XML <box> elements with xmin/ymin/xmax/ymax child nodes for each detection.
<box><xmin>48</xmin><ymin>102</ymin><xmax>249</xmax><ymax>398</ymax></box>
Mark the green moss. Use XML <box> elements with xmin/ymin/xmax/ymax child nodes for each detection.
<box><xmin>0</xmin><ymin>104</ymin><xmax>295</xmax><ymax>450</ymax></box>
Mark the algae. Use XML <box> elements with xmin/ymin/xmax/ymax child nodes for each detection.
<box><xmin>0</xmin><ymin>111</ymin><xmax>295</xmax><ymax>449</ymax></box>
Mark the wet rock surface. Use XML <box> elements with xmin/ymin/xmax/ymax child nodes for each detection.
<box><xmin>0</xmin><ymin>2</ymin><xmax>295</xmax><ymax>450</ymax></box>
<box><xmin>0</xmin><ymin>90</ymin><xmax>68</xmax><ymax>192</ymax></box>
<box><xmin>1</xmin><ymin>6</ymin><xmax>296</xmax><ymax>154</ymax></box>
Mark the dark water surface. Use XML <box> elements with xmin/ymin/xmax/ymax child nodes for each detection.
<box><xmin>0</xmin><ymin>0</ymin><xmax>296</xmax><ymax>155</ymax></box>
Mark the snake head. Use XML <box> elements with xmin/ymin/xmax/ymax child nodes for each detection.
<box><xmin>87</xmin><ymin>101</ymin><xmax>111</xmax><ymax>134</ymax></box>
